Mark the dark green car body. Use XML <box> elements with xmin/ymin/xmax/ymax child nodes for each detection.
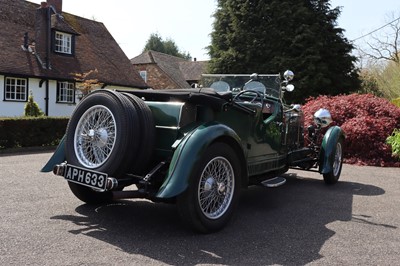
<box><xmin>43</xmin><ymin>72</ymin><xmax>344</xmax><ymax>233</ymax></box>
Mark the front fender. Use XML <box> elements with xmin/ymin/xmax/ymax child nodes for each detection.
<box><xmin>319</xmin><ymin>126</ymin><xmax>345</xmax><ymax>174</ymax></box>
<box><xmin>41</xmin><ymin>135</ymin><xmax>66</xmax><ymax>172</ymax></box>
<box><xmin>156</xmin><ymin>122</ymin><xmax>243</xmax><ymax>198</ymax></box>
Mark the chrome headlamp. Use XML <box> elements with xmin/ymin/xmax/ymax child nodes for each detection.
<box><xmin>313</xmin><ymin>108</ymin><xmax>333</xmax><ymax>128</ymax></box>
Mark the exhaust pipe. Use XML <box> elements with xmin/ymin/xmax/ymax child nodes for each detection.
<box><xmin>53</xmin><ymin>163</ymin><xmax>66</xmax><ymax>176</ymax></box>
<box><xmin>106</xmin><ymin>177</ymin><xmax>118</xmax><ymax>190</ymax></box>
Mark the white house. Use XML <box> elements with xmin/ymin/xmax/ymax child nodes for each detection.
<box><xmin>0</xmin><ymin>0</ymin><xmax>147</xmax><ymax>117</ymax></box>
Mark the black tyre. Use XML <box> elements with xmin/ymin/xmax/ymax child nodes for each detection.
<box><xmin>323</xmin><ymin>139</ymin><xmax>343</xmax><ymax>184</ymax></box>
<box><xmin>122</xmin><ymin>93</ymin><xmax>155</xmax><ymax>174</ymax></box>
<box><xmin>65</xmin><ymin>90</ymin><xmax>140</xmax><ymax>203</ymax></box>
<box><xmin>177</xmin><ymin>142</ymin><xmax>241</xmax><ymax>233</ymax></box>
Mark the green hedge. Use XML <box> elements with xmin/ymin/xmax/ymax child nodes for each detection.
<box><xmin>0</xmin><ymin>117</ymin><xmax>69</xmax><ymax>149</ymax></box>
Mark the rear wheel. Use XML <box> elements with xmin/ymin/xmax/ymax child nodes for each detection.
<box><xmin>177</xmin><ymin>143</ymin><xmax>241</xmax><ymax>233</ymax></box>
<box><xmin>323</xmin><ymin>139</ymin><xmax>343</xmax><ymax>184</ymax></box>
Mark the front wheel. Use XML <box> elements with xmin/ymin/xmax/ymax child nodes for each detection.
<box><xmin>323</xmin><ymin>139</ymin><xmax>343</xmax><ymax>184</ymax></box>
<box><xmin>177</xmin><ymin>143</ymin><xmax>241</xmax><ymax>233</ymax></box>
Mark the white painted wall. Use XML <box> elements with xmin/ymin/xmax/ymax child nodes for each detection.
<box><xmin>0</xmin><ymin>75</ymin><xmax>137</xmax><ymax>117</ymax></box>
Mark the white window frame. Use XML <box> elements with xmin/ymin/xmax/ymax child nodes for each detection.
<box><xmin>4</xmin><ymin>77</ymin><xmax>28</xmax><ymax>101</ymax></box>
<box><xmin>55</xmin><ymin>31</ymin><xmax>72</xmax><ymax>54</ymax></box>
<box><xmin>139</xmin><ymin>70</ymin><xmax>147</xmax><ymax>82</ymax></box>
<box><xmin>57</xmin><ymin>81</ymin><xmax>75</xmax><ymax>103</ymax></box>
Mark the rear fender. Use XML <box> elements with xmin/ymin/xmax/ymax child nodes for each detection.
<box><xmin>319</xmin><ymin>126</ymin><xmax>345</xmax><ymax>174</ymax></box>
<box><xmin>156</xmin><ymin>122</ymin><xmax>245</xmax><ymax>198</ymax></box>
<box><xmin>41</xmin><ymin>135</ymin><xmax>66</xmax><ymax>172</ymax></box>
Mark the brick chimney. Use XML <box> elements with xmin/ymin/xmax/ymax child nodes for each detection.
<box><xmin>47</xmin><ymin>0</ymin><xmax>62</xmax><ymax>14</ymax></box>
<box><xmin>34</xmin><ymin>2</ymin><xmax>51</xmax><ymax>69</ymax></box>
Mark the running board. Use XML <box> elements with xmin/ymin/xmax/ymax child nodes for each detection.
<box><xmin>261</xmin><ymin>176</ymin><xmax>286</xmax><ymax>187</ymax></box>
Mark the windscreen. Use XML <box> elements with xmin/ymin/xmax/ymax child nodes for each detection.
<box><xmin>201</xmin><ymin>74</ymin><xmax>281</xmax><ymax>98</ymax></box>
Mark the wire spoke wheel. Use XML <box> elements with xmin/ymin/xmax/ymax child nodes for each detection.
<box><xmin>177</xmin><ymin>142</ymin><xmax>241</xmax><ymax>233</ymax></box>
<box><xmin>323</xmin><ymin>138</ymin><xmax>343</xmax><ymax>184</ymax></box>
<box><xmin>332</xmin><ymin>141</ymin><xmax>343</xmax><ymax>177</ymax></box>
<box><xmin>65</xmin><ymin>90</ymin><xmax>145</xmax><ymax>204</ymax></box>
<box><xmin>74</xmin><ymin>105</ymin><xmax>117</xmax><ymax>168</ymax></box>
<box><xmin>198</xmin><ymin>156</ymin><xmax>235</xmax><ymax>219</ymax></box>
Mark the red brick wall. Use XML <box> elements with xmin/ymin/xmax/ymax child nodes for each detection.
<box><xmin>133</xmin><ymin>64</ymin><xmax>178</xmax><ymax>90</ymax></box>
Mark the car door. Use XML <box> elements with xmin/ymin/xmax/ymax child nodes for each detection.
<box><xmin>246</xmin><ymin>98</ymin><xmax>286</xmax><ymax>176</ymax></box>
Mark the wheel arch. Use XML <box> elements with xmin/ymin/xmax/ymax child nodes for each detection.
<box><xmin>41</xmin><ymin>134</ymin><xmax>66</xmax><ymax>172</ymax></box>
<box><xmin>156</xmin><ymin>122</ymin><xmax>247</xmax><ymax>199</ymax></box>
<box><xmin>319</xmin><ymin>125</ymin><xmax>345</xmax><ymax>174</ymax></box>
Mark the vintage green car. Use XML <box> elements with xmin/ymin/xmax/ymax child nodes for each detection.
<box><xmin>42</xmin><ymin>71</ymin><xmax>344</xmax><ymax>233</ymax></box>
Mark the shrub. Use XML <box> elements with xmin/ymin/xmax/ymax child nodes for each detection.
<box><xmin>24</xmin><ymin>95</ymin><xmax>44</xmax><ymax>117</ymax></box>
<box><xmin>387</xmin><ymin>129</ymin><xmax>400</xmax><ymax>158</ymax></box>
<box><xmin>392</xmin><ymin>97</ymin><xmax>400</xmax><ymax>108</ymax></box>
<box><xmin>302</xmin><ymin>94</ymin><xmax>400</xmax><ymax>167</ymax></box>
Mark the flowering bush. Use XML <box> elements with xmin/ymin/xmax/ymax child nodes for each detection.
<box><xmin>302</xmin><ymin>94</ymin><xmax>400</xmax><ymax>167</ymax></box>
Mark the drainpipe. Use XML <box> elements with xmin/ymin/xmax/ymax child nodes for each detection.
<box><xmin>45</xmin><ymin>80</ymin><xmax>49</xmax><ymax>116</ymax></box>
<box><xmin>44</xmin><ymin>5</ymin><xmax>51</xmax><ymax>115</ymax></box>
<box><xmin>39</xmin><ymin>79</ymin><xmax>49</xmax><ymax>116</ymax></box>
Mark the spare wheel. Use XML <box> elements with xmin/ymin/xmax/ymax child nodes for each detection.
<box><xmin>122</xmin><ymin>93</ymin><xmax>156</xmax><ymax>174</ymax></box>
<box><xmin>65</xmin><ymin>90</ymin><xmax>140</xmax><ymax>178</ymax></box>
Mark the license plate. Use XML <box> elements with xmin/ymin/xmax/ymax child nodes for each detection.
<box><xmin>64</xmin><ymin>164</ymin><xmax>108</xmax><ymax>191</ymax></box>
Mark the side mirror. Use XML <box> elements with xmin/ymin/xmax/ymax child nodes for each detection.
<box><xmin>283</xmin><ymin>70</ymin><xmax>294</xmax><ymax>81</ymax></box>
<box><xmin>245</xmin><ymin>73</ymin><xmax>259</xmax><ymax>86</ymax></box>
<box><xmin>249</xmin><ymin>73</ymin><xmax>259</xmax><ymax>81</ymax></box>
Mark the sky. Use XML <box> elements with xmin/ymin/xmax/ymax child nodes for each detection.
<box><xmin>28</xmin><ymin>0</ymin><xmax>400</xmax><ymax>61</ymax></box>
<box><xmin>331</xmin><ymin>0</ymin><xmax>400</xmax><ymax>43</ymax></box>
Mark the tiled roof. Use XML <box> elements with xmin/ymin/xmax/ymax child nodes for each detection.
<box><xmin>51</xmin><ymin>13</ymin><xmax>79</xmax><ymax>35</ymax></box>
<box><xmin>179</xmin><ymin>60</ymin><xmax>207</xmax><ymax>81</ymax></box>
<box><xmin>0</xmin><ymin>0</ymin><xmax>147</xmax><ymax>88</ymax></box>
<box><xmin>131</xmin><ymin>50</ymin><xmax>208</xmax><ymax>88</ymax></box>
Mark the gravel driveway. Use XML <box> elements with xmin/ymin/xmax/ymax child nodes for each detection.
<box><xmin>0</xmin><ymin>151</ymin><xmax>399</xmax><ymax>265</ymax></box>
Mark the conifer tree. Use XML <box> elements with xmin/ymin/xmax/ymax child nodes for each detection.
<box><xmin>24</xmin><ymin>94</ymin><xmax>44</xmax><ymax>117</ymax></box>
<box><xmin>208</xmin><ymin>0</ymin><xmax>360</xmax><ymax>102</ymax></box>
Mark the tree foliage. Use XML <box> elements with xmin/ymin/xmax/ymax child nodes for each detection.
<box><xmin>358</xmin><ymin>12</ymin><xmax>400</xmax><ymax>64</ymax></box>
<box><xmin>357</xmin><ymin>13</ymin><xmax>400</xmax><ymax>101</ymax></box>
<box><xmin>143</xmin><ymin>33</ymin><xmax>191</xmax><ymax>60</ymax></box>
<box><xmin>208</xmin><ymin>0</ymin><xmax>360</xmax><ymax>103</ymax></box>
<box><xmin>72</xmin><ymin>69</ymin><xmax>103</xmax><ymax>99</ymax></box>
<box><xmin>358</xmin><ymin>61</ymin><xmax>400</xmax><ymax>100</ymax></box>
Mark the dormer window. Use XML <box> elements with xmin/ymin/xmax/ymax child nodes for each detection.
<box><xmin>54</xmin><ymin>31</ymin><xmax>72</xmax><ymax>54</ymax></box>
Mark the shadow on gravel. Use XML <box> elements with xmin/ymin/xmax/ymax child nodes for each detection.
<box><xmin>51</xmin><ymin>173</ymin><xmax>385</xmax><ymax>265</ymax></box>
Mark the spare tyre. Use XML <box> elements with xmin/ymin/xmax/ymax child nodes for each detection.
<box><xmin>65</xmin><ymin>90</ymin><xmax>140</xmax><ymax>178</ymax></box>
<box><xmin>122</xmin><ymin>93</ymin><xmax>156</xmax><ymax>174</ymax></box>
